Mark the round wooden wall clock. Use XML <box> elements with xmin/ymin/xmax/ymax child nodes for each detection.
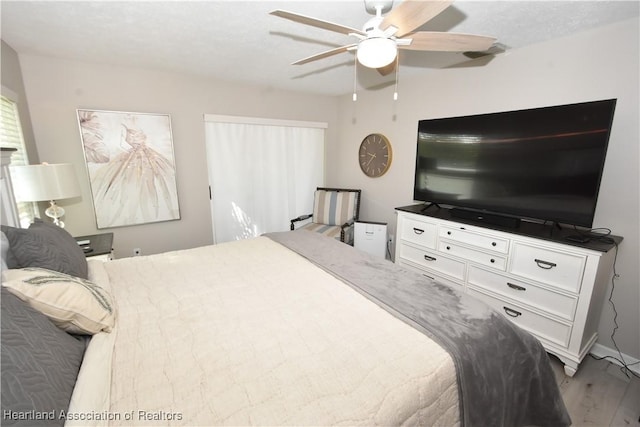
<box><xmin>359</xmin><ymin>133</ymin><xmax>393</xmax><ymax>178</ymax></box>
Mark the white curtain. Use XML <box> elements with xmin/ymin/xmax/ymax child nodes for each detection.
<box><xmin>204</xmin><ymin>118</ymin><xmax>325</xmax><ymax>243</ymax></box>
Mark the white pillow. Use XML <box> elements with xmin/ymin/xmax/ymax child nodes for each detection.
<box><xmin>2</xmin><ymin>267</ymin><xmax>115</xmax><ymax>335</ymax></box>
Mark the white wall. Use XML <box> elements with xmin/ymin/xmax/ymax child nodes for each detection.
<box><xmin>18</xmin><ymin>55</ymin><xmax>340</xmax><ymax>259</ymax></box>
<box><xmin>329</xmin><ymin>18</ymin><xmax>640</xmax><ymax>360</ymax></box>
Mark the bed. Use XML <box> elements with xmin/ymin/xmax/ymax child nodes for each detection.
<box><xmin>1</xmin><ymin>220</ymin><xmax>571</xmax><ymax>427</ymax></box>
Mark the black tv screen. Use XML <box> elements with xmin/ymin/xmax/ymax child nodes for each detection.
<box><xmin>413</xmin><ymin>99</ymin><xmax>617</xmax><ymax>228</ymax></box>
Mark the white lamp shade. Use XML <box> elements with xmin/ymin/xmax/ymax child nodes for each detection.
<box><xmin>10</xmin><ymin>163</ymin><xmax>81</xmax><ymax>202</ymax></box>
<box><xmin>357</xmin><ymin>37</ymin><xmax>397</xmax><ymax>69</ymax></box>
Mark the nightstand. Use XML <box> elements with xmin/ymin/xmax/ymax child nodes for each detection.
<box><xmin>74</xmin><ymin>233</ymin><xmax>114</xmax><ymax>261</ymax></box>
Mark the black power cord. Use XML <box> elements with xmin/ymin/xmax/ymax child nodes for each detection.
<box><xmin>584</xmin><ymin>237</ymin><xmax>640</xmax><ymax>379</ymax></box>
<box><xmin>566</xmin><ymin>225</ymin><xmax>615</xmax><ymax>245</ymax></box>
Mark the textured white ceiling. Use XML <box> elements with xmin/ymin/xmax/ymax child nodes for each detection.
<box><xmin>2</xmin><ymin>1</ymin><xmax>638</xmax><ymax>96</ymax></box>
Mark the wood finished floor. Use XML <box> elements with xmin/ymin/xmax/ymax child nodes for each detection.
<box><xmin>550</xmin><ymin>354</ymin><xmax>640</xmax><ymax>426</ymax></box>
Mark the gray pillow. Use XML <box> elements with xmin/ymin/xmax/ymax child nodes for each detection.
<box><xmin>1</xmin><ymin>231</ymin><xmax>19</xmax><ymax>269</ymax></box>
<box><xmin>1</xmin><ymin>219</ymin><xmax>88</xmax><ymax>279</ymax></box>
<box><xmin>1</xmin><ymin>286</ymin><xmax>87</xmax><ymax>426</ymax></box>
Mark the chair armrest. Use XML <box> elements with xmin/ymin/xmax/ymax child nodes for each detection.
<box><xmin>292</xmin><ymin>214</ymin><xmax>312</xmax><ymax>223</ymax></box>
<box><xmin>290</xmin><ymin>214</ymin><xmax>312</xmax><ymax>230</ymax></box>
<box><xmin>340</xmin><ymin>219</ymin><xmax>355</xmax><ymax>230</ymax></box>
<box><xmin>339</xmin><ymin>219</ymin><xmax>356</xmax><ymax>244</ymax></box>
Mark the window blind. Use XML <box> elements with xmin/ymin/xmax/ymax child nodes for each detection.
<box><xmin>1</xmin><ymin>95</ymin><xmax>37</xmax><ymax>226</ymax></box>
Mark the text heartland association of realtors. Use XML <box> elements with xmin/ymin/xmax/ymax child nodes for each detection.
<box><xmin>2</xmin><ymin>409</ymin><xmax>183</xmax><ymax>422</ymax></box>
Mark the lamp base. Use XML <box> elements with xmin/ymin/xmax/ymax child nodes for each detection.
<box><xmin>45</xmin><ymin>200</ymin><xmax>65</xmax><ymax>228</ymax></box>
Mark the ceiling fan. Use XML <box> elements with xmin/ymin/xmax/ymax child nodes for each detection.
<box><xmin>270</xmin><ymin>0</ymin><xmax>497</xmax><ymax>75</ymax></box>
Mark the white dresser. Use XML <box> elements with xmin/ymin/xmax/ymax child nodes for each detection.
<box><xmin>394</xmin><ymin>205</ymin><xmax>621</xmax><ymax>376</ymax></box>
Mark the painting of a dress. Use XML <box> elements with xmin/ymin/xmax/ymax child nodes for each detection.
<box><xmin>77</xmin><ymin>110</ymin><xmax>180</xmax><ymax>228</ymax></box>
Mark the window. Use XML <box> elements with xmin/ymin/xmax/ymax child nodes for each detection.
<box><xmin>204</xmin><ymin>115</ymin><xmax>326</xmax><ymax>243</ymax></box>
<box><xmin>1</xmin><ymin>94</ymin><xmax>38</xmax><ymax>227</ymax></box>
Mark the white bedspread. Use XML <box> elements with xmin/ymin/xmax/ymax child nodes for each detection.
<box><xmin>78</xmin><ymin>236</ymin><xmax>459</xmax><ymax>426</ymax></box>
<box><xmin>66</xmin><ymin>260</ymin><xmax>117</xmax><ymax>427</ymax></box>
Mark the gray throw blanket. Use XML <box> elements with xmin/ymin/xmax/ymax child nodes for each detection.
<box><xmin>266</xmin><ymin>231</ymin><xmax>571</xmax><ymax>427</ymax></box>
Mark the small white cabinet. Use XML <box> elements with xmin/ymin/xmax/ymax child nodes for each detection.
<box><xmin>354</xmin><ymin>221</ymin><xmax>387</xmax><ymax>258</ymax></box>
<box><xmin>394</xmin><ymin>207</ymin><xmax>621</xmax><ymax>376</ymax></box>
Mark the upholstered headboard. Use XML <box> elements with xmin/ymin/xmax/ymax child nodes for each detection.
<box><xmin>1</xmin><ymin>147</ymin><xmax>20</xmax><ymax>227</ymax></box>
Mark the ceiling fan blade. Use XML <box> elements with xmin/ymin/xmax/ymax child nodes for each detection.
<box><xmin>400</xmin><ymin>32</ymin><xmax>496</xmax><ymax>52</ymax></box>
<box><xmin>380</xmin><ymin>0</ymin><xmax>453</xmax><ymax>38</ymax></box>
<box><xmin>270</xmin><ymin>10</ymin><xmax>366</xmax><ymax>37</ymax></box>
<box><xmin>464</xmin><ymin>42</ymin><xmax>508</xmax><ymax>59</ymax></box>
<box><xmin>292</xmin><ymin>44</ymin><xmax>357</xmax><ymax>65</ymax></box>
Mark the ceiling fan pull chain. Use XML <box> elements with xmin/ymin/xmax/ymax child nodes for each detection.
<box><xmin>353</xmin><ymin>54</ymin><xmax>358</xmax><ymax>102</ymax></box>
<box><xmin>393</xmin><ymin>53</ymin><xmax>399</xmax><ymax>101</ymax></box>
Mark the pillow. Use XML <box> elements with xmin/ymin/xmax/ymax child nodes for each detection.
<box><xmin>312</xmin><ymin>190</ymin><xmax>357</xmax><ymax>226</ymax></box>
<box><xmin>1</xmin><ymin>231</ymin><xmax>11</xmax><ymax>270</ymax></box>
<box><xmin>1</xmin><ymin>219</ymin><xmax>88</xmax><ymax>279</ymax></box>
<box><xmin>1</xmin><ymin>286</ymin><xmax>87</xmax><ymax>427</ymax></box>
<box><xmin>2</xmin><ymin>267</ymin><xmax>115</xmax><ymax>335</ymax></box>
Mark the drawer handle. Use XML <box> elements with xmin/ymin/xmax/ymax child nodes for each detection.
<box><xmin>490</xmin><ymin>258</ymin><xmax>495</xmax><ymax>263</ymax></box>
<box><xmin>491</xmin><ymin>242</ymin><xmax>497</xmax><ymax>247</ymax></box>
<box><xmin>503</xmin><ymin>307</ymin><xmax>522</xmax><ymax>318</ymax></box>
<box><xmin>413</xmin><ymin>228</ymin><xmax>425</xmax><ymax>235</ymax></box>
<box><xmin>424</xmin><ymin>254</ymin><xmax>437</xmax><ymax>262</ymax></box>
<box><xmin>534</xmin><ymin>259</ymin><xmax>557</xmax><ymax>269</ymax></box>
<box><xmin>507</xmin><ymin>282</ymin><xmax>527</xmax><ymax>291</ymax></box>
<box><xmin>422</xmin><ymin>273</ymin><xmax>434</xmax><ymax>280</ymax></box>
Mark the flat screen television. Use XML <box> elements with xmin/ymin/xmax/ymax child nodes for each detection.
<box><xmin>413</xmin><ymin>99</ymin><xmax>617</xmax><ymax>228</ymax></box>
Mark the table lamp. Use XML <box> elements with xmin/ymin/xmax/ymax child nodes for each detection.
<box><xmin>10</xmin><ymin>163</ymin><xmax>81</xmax><ymax>228</ymax></box>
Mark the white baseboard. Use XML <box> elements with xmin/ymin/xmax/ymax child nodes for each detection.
<box><xmin>590</xmin><ymin>343</ymin><xmax>640</xmax><ymax>376</ymax></box>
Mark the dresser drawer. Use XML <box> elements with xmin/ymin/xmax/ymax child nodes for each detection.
<box><xmin>509</xmin><ymin>243</ymin><xmax>586</xmax><ymax>293</ymax></box>
<box><xmin>400</xmin><ymin>217</ymin><xmax>437</xmax><ymax>249</ymax></box>
<box><xmin>439</xmin><ymin>241</ymin><xmax>506</xmax><ymax>271</ymax></box>
<box><xmin>398</xmin><ymin>244</ymin><xmax>465</xmax><ymax>281</ymax></box>
<box><xmin>468</xmin><ymin>288</ymin><xmax>572</xmax><ymax>348</ymax></box>
<box><xmin>439</xmin><ymin>226</ymin><xmax>509</xmax><ymax>254</ymax></box>
<box><xmin>400</xmin><ymin>262</ymin><xmax>464</xmax><ymax>290</ymax></box>
<box><xmin>467</xmin><ymin>266</ymin><xmax>578</xmax><ymax>321</ymax></box>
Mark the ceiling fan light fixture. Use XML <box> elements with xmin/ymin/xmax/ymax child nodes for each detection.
<box><xmin>357</xmin><ymin>37</ymin><xmax>397</xmax><ymax>68</ymax></box>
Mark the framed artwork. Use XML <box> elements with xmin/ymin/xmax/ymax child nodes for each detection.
<box><xmin>77</xmin><ymin>109</ymin><xmax>181</xmax><ymax>229</ymax></box>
